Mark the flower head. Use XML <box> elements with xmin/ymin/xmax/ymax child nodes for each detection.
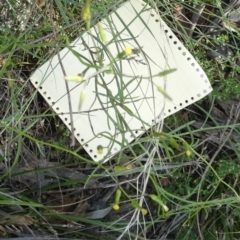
<box><xmin>124</xmin><ymin>47</ymin><xmax>133</xmax><ymax>55</ymax></box>
<box><xmin>113</xmin><ymin>189</ymin><xmax>122</xmax><ymax>211</ymax></box>
<box><xmin>163</xmin><ymin>205</ymin><xmax>169</xmax><ymax>212</ymax></box>
<box><xmin>141</xmin><ymin>208</ymin><xmax>148</xmax><ymax>215</ymax></box>
<box><xmin>185</xmin><ymin>150</ymin><xmax>191</xmax><ymax>157</ymax></box>
<box><xmin>113</xmin><ymin>204</ymin><xmax>120</xmax><ymax>211</ymax></box>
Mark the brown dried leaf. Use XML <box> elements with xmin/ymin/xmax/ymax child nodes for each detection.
<box><xmin>0</xmin><ymin>225</ymin><xmax>7</xmax><ymax>236</ymax></box>
<box><xmin>5</xmin><ymin>215</ymin><xmax>35</xmax><ymax>226</ymax></box>
<box><xmin>34</xmin><ymin>0</ymin><xmax>46</xmax><ymax>8</ymax></box>
<box><xmin>171</xmin><ymin>3</ymin><xmax>190</xmax><ymax>34</ymax></box>
<box><xmin>73</xmin><ymin>200</ymin><xmax>89</xmax><ymax>216</ymax></box>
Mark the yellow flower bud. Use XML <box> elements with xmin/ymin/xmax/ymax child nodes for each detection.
<box><xmin>82</xmin><ymin>0</ymin><xmax>91</xmax><ymax>29</ymax></box>
<box><xmin>97</xmin><ymin>22</ymin><xmax>107</xmax><ymax>43</ymax></box>
<box><xmin>163</xmin><ymin>205</ymin><xmax>169</xmax><ymax>212</ymax></box>
<box><xmin>156</xmin><ymin>86</ymin><xmax>172</xmax><ymax>101</ymax></box>
<box><xmin>150</xmin><ymin>194</ymin><xmax>170</xmax><ymax>212</ymax></box>
<box><xmin>97</xmin><ymin>145</ymin><xmax>103</xmax><ymax>154</ymax></box>
<box><xmin>64</xmin><ymin>75</ymin><xmax>83</xmax><ymax>82</ymax></box>
<box><xmin>131</xmin><ymin>200</ymin><xmax>148</xmax><ymax>215</ymax></box>
<box><xmin>113</xmin><ymin>189</ymin><xmax>122</xmax><ymax>211</ymax></box>
<box><xmin>78</xmin><ymin>89</ymin><xmax>86</xmax><ymax>111</ymax></box>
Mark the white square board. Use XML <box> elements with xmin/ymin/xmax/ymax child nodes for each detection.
<box><xmin>30</xmin><ymin>0</ymin><xmax>212</xmax><ymax>162</ymax></box>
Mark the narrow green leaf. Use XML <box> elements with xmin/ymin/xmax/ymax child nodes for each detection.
<box><xmin>0</xmin><ymin>200</ymin><xmax>42</xmax><ymax>207</ymax></box>
<box><xmin>158</xmin><ymin>69</ymin><xmax>177</xmax><ymax>77</ymax></box>
<box><xmin>156</xmin><ymin>86</ymin><xmax>173</xmax><ymax>101</ymax></box>
<box><xmin>169</xmin><ymin>137</ymin><xmax>180</xmax><ymax>151</ymax></box>
<box><xmin>131</xmin><ymin>200</ymin><xmax>142</xmax><ymax>210</ymax></box>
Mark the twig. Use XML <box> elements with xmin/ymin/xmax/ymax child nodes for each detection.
<box><xmin>188</xmin><ymin>4</ymin><xmax>205</xmax><ymax>37</ymax></box>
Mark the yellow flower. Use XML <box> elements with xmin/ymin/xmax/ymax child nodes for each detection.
<box><xmin>185</xmin><ymin>150</ymin><xmax>191</xmax><ymax>157</ymax></box>
<box><xmin>141</xmin><ymin>208</ymin><xmax>148</xmax><ymax>215</ymax></box>
<box><xmin>124</xmin><ymin>47</ymin><xmax>133</xmax><ymax>55</ymax></box>
<box><xmin>113</xmin><ymin>204</ymin><xmax>120</xmax><ymax>211</ymax></box>
<box><xmin>78</xmin><ymin>89</ymin><xmax>86</xmax><ymax>111</ymax></box>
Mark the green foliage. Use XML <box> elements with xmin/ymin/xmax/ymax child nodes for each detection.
<box><xmin>185</xmin><ymin>33</ymin><xmax>240</xmax><ymax>100</ymax></box>
<box><xmin>1</xmin><ymin>0</ymin><xmax>240</xmax><ymax>239</ymax></box>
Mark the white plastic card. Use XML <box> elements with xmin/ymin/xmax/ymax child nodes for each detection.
<box><xmin>30</xmin><ymin>0</ymin><xmax>212</xmax><ymax>162</ymax></box>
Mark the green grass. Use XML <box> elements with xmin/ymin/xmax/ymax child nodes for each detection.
<box><xmin>1</xmin><ymin>0</ymin><xmax>240</xmax><ymax>239</ymax></box>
